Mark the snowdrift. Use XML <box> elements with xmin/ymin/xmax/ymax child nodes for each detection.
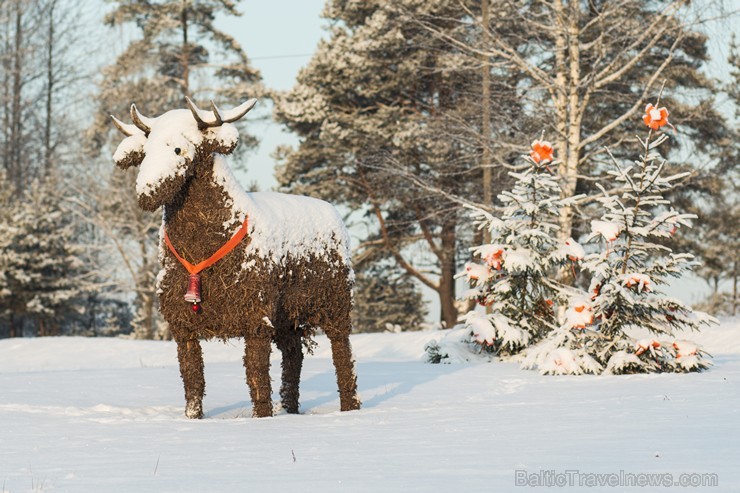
<box><xmin>1</xmin><ymin>320</ymin><xmax>738</xmax><ymax>492</ymax></box>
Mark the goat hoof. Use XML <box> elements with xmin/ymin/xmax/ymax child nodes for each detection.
<box><xmin>185</xmin><ymin>400</ymin><xmax>203</xmax><ymax>419</ymax></box>
<box><xmin>340</xmin><ymin>396</ymin><xmax>361</xmax><ymax>412</ymax></box>
<box><xmin>252</xmin><ymin>402</ymin><xmax>273</xmax><ymax>418</ymax></box>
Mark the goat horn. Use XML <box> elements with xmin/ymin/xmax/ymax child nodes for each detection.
<box><xmin>110</xmin><ymin>114</ymin><xmax>140</xmax><ymax>137</ymax></box>
<box><xmin>210</xmin><ymin>101</ymin><xmax>224</xmax><ymax>125</ymax></box>
<box><xmin>220</xmin><ymin>99</ymin><xmax>258</xmax><ymax>123</ymax></box>
<box><xmin>186</xmin><ymin>97</ymin><xmax>257</xmax><ymax>129</ymax></box>
<box><xmin>185</xmin><ymin>96</ymin><xmax>218</xmax><ymax>129</ymax></box>
<box><xmin>130</xmin><ymin>104</ymin><xmax>152</xmax><ymax>134</ymax></box>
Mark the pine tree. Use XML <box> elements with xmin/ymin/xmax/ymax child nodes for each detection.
<box><xmin>88</xmin><ymin>0</ymin><xmax>264</xmax><ymax>148</ymax></box>
<box><xmin>353</xmin><ymin>264</ymin><xmax>428</xmax><ymax>333</ymax></box>
<box><xmin>0</xmin><ymin>176</ymin><xmax>93</xmax><ymax>337</ymax></box>
<box><xmin>546</xmin><ymin>99</ymin><xmax>716</xmax><ymax>374</ymax></box>
<box><xmin>691</xmin><ymin>38</ymin><xmax>739</xmax><ymax>316</ymax></box>
<box><xmin>103</xmin><ymin>0</ymin><xmax>261</xmax><ymax>98</ymax></box>
<box><xmin>460</xmin><ymin>140</ymin><xmax>584</xmax><ymax>356</ymax></box>
<box><xmin>274</xmin><ymin>0</ymin><xmax>522</xmax><ymax>327</ymax></box>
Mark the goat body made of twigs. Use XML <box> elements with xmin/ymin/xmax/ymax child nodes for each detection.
<box><xmin>112</xmin><ymin>98</ymin><xmax>361</xmax><ymax>418</ymax></box>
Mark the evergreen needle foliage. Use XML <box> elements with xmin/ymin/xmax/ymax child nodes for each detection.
<box><xmin>523</xmin><ymin>105</ymin><xmax>717</xmax><ymax>375</ymax></box>
<box><xmin>458</xmin><ymin>144</ymin><xmax>584</xmax><ymax>356</ymax></box>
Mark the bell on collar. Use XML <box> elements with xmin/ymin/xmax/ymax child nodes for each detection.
<box><xmin>184</xmin><ymin>273</ymin><xmax>202</xmax><ymax>304</ymax></box>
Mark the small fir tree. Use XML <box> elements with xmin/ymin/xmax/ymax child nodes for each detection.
<box><xmin>525</xmin><ymin>98</ymin><xmax>716</xmax><ymax>374</ymax></box>
<box><xmin>459</xmin><ymin>140</ymin><xmax>584</xmax><ymax>356</ymax></box>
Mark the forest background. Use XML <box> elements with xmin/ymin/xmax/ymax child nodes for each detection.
<box><xmin>0</xmin><ymin>0</ymin><xmax>736</xmax><ymax>339</ymax></box>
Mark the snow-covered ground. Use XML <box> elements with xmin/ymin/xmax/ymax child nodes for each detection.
<box><xmin>1</xmin><ymin>320</ymin><xmax>738</xmax><ymax>493</ymax></box>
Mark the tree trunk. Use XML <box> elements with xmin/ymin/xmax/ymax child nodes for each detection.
<box><xmin>554</xmin><ymin>1</ymin><xmax>584</xmax><ymax>247</ymax></box>
<box><xmin>481</xmin><ymin>0</ymin><xmax>492</xmax><ymax>223</ymax></box>
<box><xmin>553</xmin><ymin>0</ymin><xmax>569</xmax><ymax>213</ymax></box>
<box><xmin>478</xmin><ymin>0</ymin><xmax>494</xmax><ymax>314</ymax></box>
<box><xmin>438</xmin><ymin>217</ymin><xmax>458</xmax><ymax>328</ymax></box>
<box><xmin>133</xmin><ymin>238</ymin><xmax>156</xmax><ymax>339</ymax></box>
<box><xmin>43</xmin><ymin>0</ymin><xmax>56</xmax><ymax>175</ymax></box>
<box><xmin>733</xmin><ymin>258</ymin><xmax>737</xmax><ymax>317</ymax></box>
<box><xmin>10</xmin><ymin>0</ymin><xmax>24</xmax><ymax>195</ymax></box>
<box><xmin>2</xmin><ymin>16</ymin><xmax>11</xmax><ymax>176</ymax></box>
<box><xmin>180</xmin><ymin>2</ymin><xmax>189</xmax><ymax>98</ymax></box>
<box><xmin>144</xmin><ymin>288</ymin><xmax>156</xmax><ymax>338</ymax></box>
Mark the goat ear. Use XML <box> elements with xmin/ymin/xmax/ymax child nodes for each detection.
<box><xmin>116</xmin><ymin>149</ymin><xmax>145</xmax><ymax>170</ymax></box>
<box><xmin>203</xmin><ymin>126</ymin><xmax>239</xmax><ymax>155</ymax></box>
<box><xmin>208</xmin><ymin>139</ymin><xmax>238</xmax><ymax>156</ymax></box>
<box><xmin>113</xmin><ymin>134</ymin><xmax>147</xmax><ymax>169</ymax></box>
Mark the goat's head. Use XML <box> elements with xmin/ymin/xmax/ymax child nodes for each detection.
<box><xmin>111</xmin><ymin>98</ymin><xmax>257</xmax><ymax>211</ymax></box>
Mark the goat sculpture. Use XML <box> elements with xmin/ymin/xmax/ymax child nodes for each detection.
<box><xmin>111</xmin><ymin>98</ymin><xmax>360</xmax><ymax>418</ymax></box>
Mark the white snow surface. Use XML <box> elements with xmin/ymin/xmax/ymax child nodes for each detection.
<box><xmin>556</xmin><ymin>237</ymin><xmax>585</xmax><ymax>261</ymax></box>
<box><xmin>563</xmin><ymin>300</ymin><xmax>594</xmax><ymax>329</ymax></box>
<box><xmin>475</xmin><ymin>243</ymin><xmax>505</xmax><ymax>268</ymax></box>
<box><xmin>463</xmin><ymin>311</ymin><xmax>497</xmax><ymax>345</ymax></box>
<box><xmin>621</xmin><ymin>272</ymin><xmax>653</xmax><ymax>292</ymax></box>
<box><xmin>244</xmin><ymin>190</ymin><xmax>351</xmax><ymax>266</ymax></box>
<box><xmin>463</xmin><ymin>262</ymin><xmax>492</xmax><ymax>282</ymax></box>
<box><xmin>591</xmin><ymin>220</ymin><xmax>623</xmax><ymax>241</ymax></box>
<box><xmin>502</xmin><ymin>248</ymin><xmax>533</xmax><ymax>272</ymax></box>
<box><xmin>2</xmin><ymin>320</ymin><xmax>740</xmax><ymax>492</ymax></box>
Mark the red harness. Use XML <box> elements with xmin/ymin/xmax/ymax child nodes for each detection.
<box><xmin>164</xmin><ymin>215</ymin><xmax>250</xmax><ymax>312</ymax></box>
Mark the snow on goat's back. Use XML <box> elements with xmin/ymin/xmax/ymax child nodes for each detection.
<box><xmin>211</xmin><ymin>156</ymin><xmax>351</xmax><ymax>269</ymax></box>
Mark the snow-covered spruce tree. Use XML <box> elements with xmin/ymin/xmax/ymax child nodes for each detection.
<box><xmin>528</xmin><ymin>101</ymin><xmax>716</xmax><ymax>375</ymax></box>
<box><xmin>452</xmin><ymin>140</ymin><xmax>585</xmax><ymax>357</ymax></box>
<box><xmin>0</xmin><ymin>177</ymin><xmax>93</xmax><ymax>337</ymax></box>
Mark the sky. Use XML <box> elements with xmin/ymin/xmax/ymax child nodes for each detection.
<box><xmin>217</xmin><ymin>1</ymin><xmax>328</xmax><ymax>191</ymax></box>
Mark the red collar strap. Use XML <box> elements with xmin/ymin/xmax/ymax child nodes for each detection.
<box><xmin>164</xmin><ymin>215</ymin><xmax>250</xmax><ymax>275</ymax></box>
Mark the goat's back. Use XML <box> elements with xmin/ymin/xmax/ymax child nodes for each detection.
<box><xmin>241</xmin><ymin>191</ymin><xmax>351</xmax><ymax>271</ymax></box>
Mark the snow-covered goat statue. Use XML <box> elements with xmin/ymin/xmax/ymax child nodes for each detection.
<box><xmin>111</xmin><ymin>98</ymin><xmax>360</xmax><ymax>418</ymax></box>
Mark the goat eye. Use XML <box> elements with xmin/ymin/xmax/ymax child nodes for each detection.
<box><xmin>174</xmin><ymin>147</ymin><xmax>182</xmax><ymax>155</ymax></box>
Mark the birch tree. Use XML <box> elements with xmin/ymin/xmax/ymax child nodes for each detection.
<box><xmin>0</xmin><ymin>0</ymin><xmax>91</xmax><ymax>193</ymax></box>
